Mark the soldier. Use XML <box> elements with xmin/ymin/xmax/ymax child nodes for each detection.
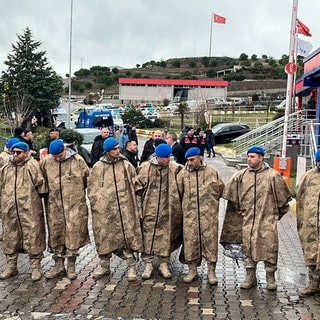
<box><xmin>0</xmin><ymin>137</ymin><xmax>20</xmax><ymax>241</ymax></box>
<box><xmin>136</xmin><ymin>143</ymin><xmax>183</xmax><ymax>280</ymax></box>
<box><xmin>177</xmin><ymin>147</ymin><xmax>224</xmax><ymax>284</ymax></box>
<box><xmin>88</xmin><ymin>138</ymin><xmax>143</xmax><ymax>281</ymax></box>
<box><xmin>296</xmin><ymin>149</ymin><xmax>320</xmax><ymax>296</ymax></box>
<box><xmin>0</xmin><ymin>137</ymin><xmax>20</xmax><ymax>167</ymax></box>
<box><xmin>179</xmin><ymin>127</ymin><xmax>200</xmax><ymax>152</ymax></box>
<box><xmin>0</xmin><ymin>142</ymin><xmax>47</xmax><ymax>281</ymax></box>
<box><xmin>220</xmin><ymin>146</ymin><xmax>291</xmax><ymax>290</ymax></box>
<box><xmin>41</xmin><ymin>139</ymin><xmax>90</xmax><ymax>280</ymax></box>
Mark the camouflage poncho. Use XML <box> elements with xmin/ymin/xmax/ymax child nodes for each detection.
<box><xmin>41</xmin><ymin>147</ymin><xmax>90</xmax><ymax>251</ymax></box>
<box><xmin>135</xmin><ymin>157</ymin><xmax>183</xmax><ymax>257</ymax></box>
<box><xmin>177</xmin><ymin>161</ymin><xmax>224</xmax><ymax>263</ymax></box>
<box><xmin>88</xmin><ymin>154</ymin><xmax>143</xmax><ymax>255</ymax></box>
<box><xmin>220</xmin><ymin>163</ymin><xmax>291</xmax><ymax>264</ymax></box>
<box><xmin>0</xmin><ymin>157</ymin><xmax>47</xmax><ymax>255</ymax></box>
<box><xmin>0</xmin><ymin>150</ymin><xmax>11</xmax><ymax>168</ymax></box>
<box><xmin>296</xmin><ymin>167</ymin><xmax>320</xmax><ymax>270</ymax></box>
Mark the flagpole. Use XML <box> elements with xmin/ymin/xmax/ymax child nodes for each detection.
<box><xmin>67</xmin><ymin>0</ymin><xmax>73</xmax><ymax>129</ymax></box>
<box><xmin>281</xmin><ymin>0</ymin><xmax>298</xmax><ymax>158</ymax></box>
<box><xmin>209</xmin><ymin>13</ymin><xmax>213</xmax><ymax>57</ymax></box>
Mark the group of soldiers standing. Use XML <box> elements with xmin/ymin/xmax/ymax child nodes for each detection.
<box><xmin>0</xmin><ymin>127</ymin><xmax>319</xmax><ymax>298</ymax></box>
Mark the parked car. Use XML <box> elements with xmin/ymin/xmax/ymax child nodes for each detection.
<box><xmin>163</xmin><ymin>103</ymin><xmax>178</xmax><ymax>112</ymax></box>
<box><xmin>275</xmin><ymin>98</ymin><xmax>298</xmax><ymax>111</ymax></box>
<box><xmin>211</xmin><ymin>123</ymin><xmax>250</xmax><ymax>144</ymax></box>
<box><xmin>138</xmin><ymin>107</ymin><xmax>156</xmax><ymax>116</ymax></box>
<box><xmin>74</xmin><ymin>128</ymin><xmax>101</xmax><ymax>165</ymax></box>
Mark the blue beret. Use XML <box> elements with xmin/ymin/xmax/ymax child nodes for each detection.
<box><xmin>103</xmin><ymin>137</ymin><xmax>119</xmax><ymax>152</ymax></box>
<box><xmin>6</xmin><ymin>138</ymin><xmax>21</xmax><ymax>149</ymax></box>
<box><xmin>155</xmin><ymin>144</ymin><xmax>172</xmax><ymax>157</ymax></box>
<box><xmin>49</xmin><ymin>139</ymin><xmax>65</xmax><ymax>155</ymax></box>
<box><xmin>315</xmin><ymin>149</ymin><xmax>320</xmax><ymax>162</ymax></box>
<box><xmin>247</xmin><ymin>146</ymin><xmax>265</xmax><ymax>156</ymax></box>
<box><xmin>11</xmin><ymin>142</ymin><xmax>29</xmax><ymax>152</ymax></box>
<box><xmin>185</xmin><ymin>147</ymin><xmax>200</xmax><ymax>158</ymax></box>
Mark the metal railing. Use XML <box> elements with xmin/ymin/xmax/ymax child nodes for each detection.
<box><xmin>231</xmin><ymin>110</ymin><xmax>320</xmax><ymax>166</ymax></box>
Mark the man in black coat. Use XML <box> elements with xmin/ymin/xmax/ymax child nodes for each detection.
<box><xmin>90</xmin><ymin>128</ymin><xmax>110</xmax><ymax>167</ymax></box>
<box><xmin>122</xmin><ymin>140</ymin><xmax>138</xmax><ymax>168</ymax></box>
<box><xmin>166</xmin><ymin>132</ymin><xmax>185</xmax><ymax>166</ymax></box>
<box><xmin>140</xmin><ymin>130</ymin><xmax>162</xmax><ymax>164</ymax></box>
<box><xmin>128</xmin><ymin>127</ymin><xmax>140</xmax><ymax>161</ymax></box>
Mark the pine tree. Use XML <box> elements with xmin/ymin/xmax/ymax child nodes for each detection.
<box><xmin>0</xmin><ymin>27</ymin><xmax>63</xmax><ymax>127</ymax></box>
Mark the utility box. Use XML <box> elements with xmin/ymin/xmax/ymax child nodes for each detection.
<box><xmin>273</xmin><ymin>157</ymin><xmax>291</xmax><ymax>186</ymax></box>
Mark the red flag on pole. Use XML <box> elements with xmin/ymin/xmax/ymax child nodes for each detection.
<box><xmin>296</xmin><ymin>19</ymin><xmax>312</xmax><ymax>37</ymax></box>
<box><xmin>213</xmin><ymin>13</ymin><xmax>226</xmax><ymax>24</ymax></box>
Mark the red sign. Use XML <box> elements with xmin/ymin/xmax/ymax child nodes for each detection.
<box><xmin>285</xmin><ymin>62</ymin><xmax>297</xmax><ymax>74</ymax></box>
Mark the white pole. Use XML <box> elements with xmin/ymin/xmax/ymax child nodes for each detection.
<box><xmin>67</xmin><ymin>0</ymin><xmax>73</xmax><ymax>129</ymax></box>
<box><xmin>281</xmin><ymin>0</ymin><xmax>298</xmax><ymax>158</ymax></box>
<box><xmin>209</xmin><ymin>13</ymin><xmax>213</xmax><ymax>57</ymax></box>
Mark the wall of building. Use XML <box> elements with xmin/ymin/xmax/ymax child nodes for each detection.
<box><xmin>119</xmin><ymin>84</ymin><xmax>227</xmax><ymax>104</ymax></box>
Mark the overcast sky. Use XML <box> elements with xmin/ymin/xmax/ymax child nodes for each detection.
<box><xmin>0</xmin><ymin>0</ymin><xmax>319</xmax><ymax>77</ymax></box>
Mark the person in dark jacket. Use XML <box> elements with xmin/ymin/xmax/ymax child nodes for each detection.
<box><xmin>140</xmin><ymin>130</ymin><xmax>162</xmax><ymax>164</ymax></box>
<box><xmin>128</xmin><ymin>127</ymin><xmax>140</xmax><ymax>161</ymax></box>
<box><xmin>166</xmin><ymin>132</ymin><xmax>185</xmax><ymax>165</ymax></box>
<box><xmin>122</xmin><ymin>140</ymin><xmax>138</xmax><ymax>168</ymax></box>
<box><xmin>198</xmin><ymin>130</ymin><xmax>207</xmax><ymax>156</ymax></box>
<box><xmin>180</xmin><ymin>127</ymin><xmax>200</xmax><ymax>152</ymax></box>
<box><xmin>90</xmin><ymin>128</ymin><xmax>109</xmax><ymax>167</ymax></box>
<box><xmin>205</xmin><ymin>129</ymin><xmax>216</xmax><ymax>158</ymax></box>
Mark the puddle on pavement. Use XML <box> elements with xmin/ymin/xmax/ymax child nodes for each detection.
<box><xmin>277</xmin><ymin>267</ymin><xmax>307</xmax><ymax>286</ymax></box>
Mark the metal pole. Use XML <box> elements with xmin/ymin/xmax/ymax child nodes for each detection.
<box><xmin>281</xmin><ymin>0</ymin><xmax>298</xmax><ymax>158</ymax></box>
<box><xmin>208</xmin><ymin>13</ymin><xmax>213</xmax><ymax>57</ymax></box>
<box><xmin>67</xmin><ymin>0</ymin><xmax>73</xmax><ymax>129</ymax></box>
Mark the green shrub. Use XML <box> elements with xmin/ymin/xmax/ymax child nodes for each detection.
<box><xmin>32</xmin><ymin>127</ymin><xmax>83</xmax><ymax>160</ymax></box>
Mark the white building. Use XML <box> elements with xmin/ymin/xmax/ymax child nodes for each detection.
<box><xmin>118</xmin><ymin>78</ymin><xmax>228</xmax><ymax>104</ymax></box>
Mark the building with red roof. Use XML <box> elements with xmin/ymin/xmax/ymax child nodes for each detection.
<box><xmin>118</xmin><ymin>78</ymin><xmax>228</xmax><ymax>103</ymax></box>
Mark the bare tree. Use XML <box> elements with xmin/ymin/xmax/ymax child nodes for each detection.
<box><xmin>3</xmin><ymin>92</ymin><xmax>33</xmax><ymax>133</ymax></box>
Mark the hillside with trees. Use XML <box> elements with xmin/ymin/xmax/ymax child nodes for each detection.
<box><xmin>69</xmin><ymin>53</ymin><xmax>304</xmax><ymax>102</ymax></box>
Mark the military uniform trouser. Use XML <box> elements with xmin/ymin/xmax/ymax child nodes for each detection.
<box><xmin>244</xmin><ymin>257</ymin><xmax>277</xmax><ymax>272</ymax></box>
<box><xmin>142</xmin><ymin>253</ymin><xmax>170</xmax><ymax>264</ymax></box>
<box><xmin>51</xmin><ymin>245</ymin><xmax>79</xmax><ymax>259</ymax></box>
<box><xmin>99</xmin><ymin>249</ymin><xmax>136</xmax><ymax>267</ymax></box>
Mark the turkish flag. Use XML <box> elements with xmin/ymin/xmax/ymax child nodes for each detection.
<box><xmin>296</xmin><ymin>19</ymin><xmax>312</xmax><ymax>37</ymax></box>
<box><xmin>213</xmin><ymin>13</ymin><xmax>226</xmax><ymax>24</ymax></box>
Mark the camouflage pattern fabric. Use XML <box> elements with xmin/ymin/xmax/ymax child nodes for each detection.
<box><xmin>177</xmin><ymin>164</ymin><xmax>224</xmax><ymax>263</ymax></box>
<box><xmin>296</xmin><ymin>167</ymin><xmax>320</xmax><ymax>270</ymax></box>
<box><xmin>41</xmin><ymin>151</ymin><xmax>90</xmax><ymax>251</ymax></box>
<box><xmin>0</xmin><ymin>151</ymin><xmax>11</xmax><ymax>168</ymax></box>
<box><xmin>88</xmin><ymin>155</ymin><xmax>143</xmax><ymax>255</ymax></box>
<box><xmin>135</xmin><ymin>158</ymin><xmax>183</xmax><ymax>257</ymax></box>
<box><xmin>0</xmin><ymin>157</ymin><xmax>47</xmax><ymax>255</ymax></box>
<box><xmin>220</xmin><ymin>165</ymin><xmax>291</xmax><ymax>265</ymax></box>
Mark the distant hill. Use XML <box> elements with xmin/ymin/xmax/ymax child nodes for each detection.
<box><xmin>70</xmin><ymin>55</ymin><xmax>302</xmax><ymax>100</ymax></box>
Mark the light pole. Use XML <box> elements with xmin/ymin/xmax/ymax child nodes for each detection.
<box><xmin>67</xmin><ymin>0</ymin><xmax>73</xmax><ymax>129</ymax></box>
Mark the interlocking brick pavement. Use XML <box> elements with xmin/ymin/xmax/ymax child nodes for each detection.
<box><xmin>0</xmin><ymin>149</ymin><xmax>319</xmax><ymax>319</ymax></box>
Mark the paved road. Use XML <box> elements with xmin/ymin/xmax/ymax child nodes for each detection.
<box><xmin>0</xmin><ymin>142</ymin><xmax>319</xmax><ymax>320</ymax></box>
